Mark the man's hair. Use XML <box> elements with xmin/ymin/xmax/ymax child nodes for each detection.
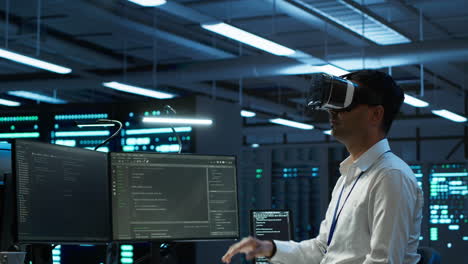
<box><xmin>341</xmin><ymin>70</ymin><xmax>404</xmax><ymax>134</ymax></box>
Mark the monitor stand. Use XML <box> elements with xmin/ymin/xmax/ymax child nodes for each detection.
<box><xmin>150</xmin><ymin>242</ymin><xmax>161</xmax><ymax>264</ymax></box>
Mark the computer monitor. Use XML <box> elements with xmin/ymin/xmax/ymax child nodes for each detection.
<box><xmin>110</xmin><ymin>152</ymin><xmax>239</xmax><ymax>241</ymax></box>
<box><xmin>13</xmin><ymin>139</ymin><xmax>111</xmax><ymax>243</ymax></box>
<box><xmin>250</xmin><ymin>210</ymin><xmax>293</xmax><ymax>264</ymax></box>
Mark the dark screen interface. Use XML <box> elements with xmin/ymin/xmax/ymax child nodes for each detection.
<box><xmin>14</xmin><ymin>140</ymin><xmax>110</xmax><ymax>242</ymax></box>
<box><xmin>252</xmin><ymin>211</ymin><xmax>292</xmax><ymax>264</ymax></box>
<box><xmin>252</xmin><ymin>211</ymin><xmax>292</xmax><ymax>241</ymax></box>
<box><xmin>110</xmin><ymin>152</ymin><xmax>239</xmax><ymax>240</ymax></box>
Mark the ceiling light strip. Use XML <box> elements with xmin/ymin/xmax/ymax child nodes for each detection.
<box><xmin>0</xmin><ymin>48</ymin><xmax>71</xmax><ymax>74</ymax></box>
<box><xmin>431</xmin><ymin>110</ymin><xmax>467</xmax><ymax>123</ymax></box>
<box><xmin>201</xmin><ymin>22</ymin><xmax>295</xmax><ymax>56</ymax></box>
<box><xmin>7</xmin><ymin>91</ymin><xmax>67</xmax><ymax>104</ymax></box>
<box><xmin>269</xmin><ymin>118</ymin><xmax>314</xmax><ymax>130</ymax></box>
<box><xmin>128</xmin><ymin>0</ymin><xmax>166</xmax><ymax>7</ymax></box>
<box><xmin>103</xmin><ymin>82</ymin><xmax>175</xmax><ymax>99</ymax></box>
<box><xmin>0</xmin><ymin>98</ymin><xmax>20</xmax><ymax>107</ymax></box>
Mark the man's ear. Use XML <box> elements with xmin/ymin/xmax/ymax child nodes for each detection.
<box><xmin>369</xmin><ymin>105</ymin><xmax>384</xmax><ymax>126</ymax></box>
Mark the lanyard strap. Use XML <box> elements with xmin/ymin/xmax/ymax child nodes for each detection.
<box><xmin>326</xmin><ymin>150</ymin><xmax>391</xmax><ymax>247</ymax></box>
<box><xmin>326</xmin><ymin>170</ymin><xmax>365</xmax><ymax>246</ymax></box>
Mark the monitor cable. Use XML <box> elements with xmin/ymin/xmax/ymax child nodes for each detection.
<box><xmin>93</xmin><ymin>119</ymin><xmax>122</xmax><ymax>151</ymax></box>
<box><xmin>163</xmin><ymin>105</ymin><xmax>182</xmax><ymax>154</ymax></box>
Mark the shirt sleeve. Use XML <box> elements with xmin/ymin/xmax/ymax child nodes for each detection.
<box><xmin>269</xmin><ymin>224</ymin><xmax>327</xmax><ymax>264</ymax></box>
<box><xmin>269</xmin><ymin>176</ymin><xmax>346</xmax><ymax>264</ymax></box>
<box><xmin>363</xmin><ymin>169</ymin><xmax>418</xmax><ymax>264</ymax></box>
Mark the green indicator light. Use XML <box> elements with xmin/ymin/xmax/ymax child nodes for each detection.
<box><xmin>10</xmin><ymin>125</ymin><xmax>15</xmax><ymax>130</ymax></box>
<box><xmin>0</xmin><ymin>116</ymin><xmax>39</xmax><ymax>122</ymax></box>
<box><xmin>121</xmin><ymin>252</ymin><xmax>133</xmax><ymax>257</ymax></box>
<box><xmin>120</xmin><ymin>245</ymin><xmax>134</xmax><ymax>251</ymax></box>
<box><xmin>256</xmin><ymin>169</ymin><xmax>263</xmax><ymax>173</ymax></box>
<box><xmin>144</xmin><ymin>112</ymin><xmax>149</xmax><ymax>116</ymax></box>
<box><xmin>441</xmin><ymin>210</ymin><xmax>448</xmax><ymax>215</ymax></box>
<box><xmin>120</xmin><ymin>258</ymin><xmax>133</xmax><ymax>264</ymax></box>
<box><xmin>256</xmin><ymin>174</ymin><xmax>262</xmax><ymax>179</ymax></box>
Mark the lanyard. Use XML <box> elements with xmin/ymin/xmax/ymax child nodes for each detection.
<box><xmin>326</xmin><ymin>150</ymin><xmax>391</xmax><ymax>247</ymax></box>
<box><xmin>326</xmin><ymin>170</ymin><xmax>365</xmax><ymax>247</ymax></box>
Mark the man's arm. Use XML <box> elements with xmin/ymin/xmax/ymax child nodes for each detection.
<box><xmin>270</xmin><ymin>232</ymin><xmax>327</xmax><ymax>264</ymax></box>
<box><xmin>364</xmin><ymin>169</ymin><xmax>419</xmax><ymax>263</ymax></box>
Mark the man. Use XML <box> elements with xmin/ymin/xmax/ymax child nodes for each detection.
<box><xmin>222</xmin><ymin>70</ymin><xmax>424</xmax><ymax>264</ymax></box>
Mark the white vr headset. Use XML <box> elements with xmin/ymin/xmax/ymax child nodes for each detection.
<box><xmin>307</xmin><ymin>73</ymin><xmax>383</xmax><ymax>111</ymax></box>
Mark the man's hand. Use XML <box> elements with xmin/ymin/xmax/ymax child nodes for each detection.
<box><xmin>221</xmin><ymin>236</ymin><xmax>274</xmax><ymax>264</ymax></box>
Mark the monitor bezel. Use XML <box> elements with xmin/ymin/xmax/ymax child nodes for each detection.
<box><xmin>12</xmin><ymin>139</ymin><xmax>112</xmax><ymax>244</ymax></box>
<box><xmin>109</xmin><ymin>151</ymin><xmax>240</xmax><ymax>242</ymax></box>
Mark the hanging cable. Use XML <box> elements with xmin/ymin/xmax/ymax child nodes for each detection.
<box><xmin>360</xmin><ymin>0</ymin><xmax>365</xmax><ymax>69</ymax></box>
<box><xmin>36</xmin><ymin>0</ymin><xmax>41</xmax><ymax>56</ymax></box>
<box><xmin>5</xmin><ymin>0</ymin><xmax>9</xmax><ymax>48</ymax></box>
<box><xmin>164</xmin><ymin>105</ymin><xmax>182</xmax><ymax>154</ymax></box>
<box><xmin>93</xmin><ymin>119</ymin><xmax>123</xmax><ymax>151</ymax></box>
<box><xmin>419</xmin><ymin>8</ymin><xmax>424</xmax><ymax>97</ymax></box>
<box><xmin>152</xmin><ymin>9</ymin><xmax>158</xmax><ymax>90</ymax></box>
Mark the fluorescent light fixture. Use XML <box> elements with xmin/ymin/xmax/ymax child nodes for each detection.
<box><xmin>54</xmin><ymin>131</ymin><xmax>110</xmax><ymax>137</ymax></box>
<box><xmin>201</xmin><ymin>23</ymin><xmax>295</xmax><ymax>56</ymax></box>
<box><xmin>77</xmin><ymin>123</ymin><xmax>115</xmax><ymax>128</ymax></box>
<box><xmin>251</xmin><ymin>143</ymin><xmax>260</xmax><ymax>148</ymax></box>
<box><xmin>404</xmin><ymin>94</ymin><xmax>429</xmax><ymax>108</ymax></box>
<box><xmin>128</xmin><ymin>0</ymin><xmax>166</xmax><ymax>7</ymax></box>
<box><xmin>431</xmin><ymin>172</ymin><xmax>468</xmax><ymax>177</ymax></box>
<box><xmin>103</xmin><ymin>81</ymin><xmax>175</xmax><ymax>99</ymax></box>
<box><xmin>0</xmin><ymin>132</ymin><xmax>40</xmax><ymax>138</ymax></box>
<box><xmin>55</xmin><ymin>140</ymin><xmax>76</xmax><ymax>147</ymax></box>
<box><xmin>0</xmin><ymin>48</ymin><xmax>71</xmax><ymax>74</ymax></box>
<box><xmin>323</xmin><ymin>129</ymin><xmax>332</xmax><ymax>135</ymax></box>
<box><xmin>142</xmin><ymin>117</ymin><xmax>212</xmax><ymax>125</ymax></box>
<box><xmin>126</xmin><ymin>127</ymin><xmax>192</xmax><ymax>135</ymax></box>
<box><xmin>241</xmin><ymin>110</ymin><xmax>256</xmax><ymax>118</ymax></box>
<box><xmin>7</xmin><ymin>91</ymin><xmax>67</xmax><ymax>104</ymax></box>
<box><xmin>0</xmin><ymin>98</ymin><xmax>20</xmax><ymax>107</ymax></box>
<box><xmin>431</xmin><ymin>109</ymin><xmax>467</xmax><ymax>123</ymax></box>
<box><xmin>269</xmin><ymin>118</ymin><xmax>314</xmax><ymax>130</ymax></box>
<box><xmin>315</xmin><ymin>64</ymin><xmax>350</xmax><ymax>76</ymax></box>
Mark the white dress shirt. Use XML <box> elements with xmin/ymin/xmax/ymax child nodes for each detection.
<box><xmin>270</xmin><ymin>138</ymin><xmax>424</xmax><ymax>264</ymax></box>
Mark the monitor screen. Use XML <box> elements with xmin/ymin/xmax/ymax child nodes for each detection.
<box><xmin>13</xmin><ymin>139</ymin><xmax>111</xmax><ymax>243</ymax></box>
<box><xmin>110</xmin><ymin>152</ymin><xmax>239</xmax><ymax>241</ymax></box>
<box><xmin>250</xmin><ymin>210</ymin><xmax>293</xmax><ymax>264</ymax></box>
<box><xmin>428</xmin><ymin>163</ymin><xmax>467</xmax><ymax>262</ymax></box>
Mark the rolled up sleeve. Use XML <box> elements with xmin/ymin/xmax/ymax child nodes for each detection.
<box><xmin>270</xmin><ymin>235</ymin><xmax>326</xmax><ymax>264</ymax></box>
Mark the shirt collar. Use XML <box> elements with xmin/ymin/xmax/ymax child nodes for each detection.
<box><xmin>339</xmin><ymin>138</ymin><xmax>391</xmax><ymax>176</ymax></box>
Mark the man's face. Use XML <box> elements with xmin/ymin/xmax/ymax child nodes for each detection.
<box><xmin>328</xmin><ymin>104</ymin><xmax>371</xmax><ymax>142</ymax></box>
